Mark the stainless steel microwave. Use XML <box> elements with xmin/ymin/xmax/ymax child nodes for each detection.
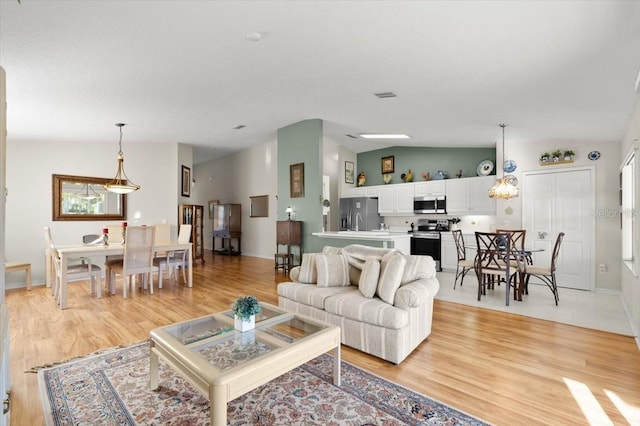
<box><xmin>413</xmin><ymin>196</ymin><xmax>446</xmax><ymax>214</ymax></box>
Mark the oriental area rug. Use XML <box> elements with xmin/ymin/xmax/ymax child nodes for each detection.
<box><xmin>36</xmin><ymin>341</ymin><xmax>487</xmax><ymax>425</ymax></box>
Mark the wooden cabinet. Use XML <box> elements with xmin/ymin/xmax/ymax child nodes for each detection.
<box><xmin>179</xmin><ymin>204</ymin><xmax>205</xmax><ymax>263</ymax></box>
<box><xmin>445</xmin><ymin>176</ymin><xmax>496</xmax><ymax>214</ymax></box>
<box><xmin>277</xmin><ymin>220</ymin><xmax>302</xmax><ymax>265</ymax></box>
<box><xmin>212</xmin><ymin>203</ymin><xmax>242</xmax><ymax>255</ymax></box>
<box><xmin>378</xmin><ymin>184</ymin><xmax>414</xmax><ymax>215</ymax></box>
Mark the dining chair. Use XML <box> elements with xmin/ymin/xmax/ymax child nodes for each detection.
<box><xmin>44</xmin><ymin>226</ymin><xmax>102</xmax><ymax>303</ymax></box>
<box><xmin>474</xmin><ymin>231</ymin><xmax>519</xmax><ymax>303</ymax></box>
<box><xmin>496</xmin><ymin>229</ymin><xmax>527</xmax><ymax>299</ymax></box>
<box><xmin>153</xmin><ymin>224</ymin><xmax>191</xmax><ymax>288</ymax></box>
<box><xmin>452</xmin><ymin>230</ymin><xmax>474</xmax><ymax>289</ymax></box>
<box><xmin>108</xmin><ymin>225</ymin><xmax>158</xmax><ymax>298</ymax></box>
<box><xmin>514</xmin><ymin>232</ymin><xmax>564</xmax><ymax>305</ymax></box>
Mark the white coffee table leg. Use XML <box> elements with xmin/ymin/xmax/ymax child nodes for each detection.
<box><xmin>210</xmin><ymin>384</ymin><xmax>227</xmax><ymax>426</ymax></box>
<box><xmin>333</xmin><ymin>344</ymin><xmax>341</xmax><ymax>386</ymax></box>
<box><xmin>149</xmin><ymin>346</ymin><xmax>159</xmax><ymax>390</ymax></box>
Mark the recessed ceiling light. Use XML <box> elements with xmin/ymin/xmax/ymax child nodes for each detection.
<box><xmin>246</xmin><ymin>32</ymin><xmax>262</xmax><ymax>42</ymax></box>
<box><xmin>359</xmin><ymin>134</ymin><xmax>410</xmax><ymax>139</ymax></box>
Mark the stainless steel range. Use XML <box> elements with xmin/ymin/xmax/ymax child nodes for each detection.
<box><xmin>410</xmin><ymin>219</ymin><xmax>450</xmax><ymax>271</ymax></box>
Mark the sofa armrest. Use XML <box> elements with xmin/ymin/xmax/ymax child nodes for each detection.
<box><xmin>393</xmin><ymin>278</ymin><xmax>439</xmax><ymax>309</ymax></box>
<box><xmin>289</xmin><ymin>266</ymin><xmax>301</xmax><ymax>282</ymax></box>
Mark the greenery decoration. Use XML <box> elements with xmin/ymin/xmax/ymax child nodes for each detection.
<box><xmin>563</xmin><ymin>150</ymin><xmax>575</xmax><ymax>157</ymax></box>
<box><xmin>551</xmin><ymin>150</ymin><xmax>563</xmax><ymax>158</ymax></box>
<box><xmin>540</xmin><ymin>152</ymin><xmax>550</xmax><ymax>161</ymax></box>
<box><xmin>231</xmin><ymin>295</ymin><xmax>261</xmax><ymax>320</ymax></box>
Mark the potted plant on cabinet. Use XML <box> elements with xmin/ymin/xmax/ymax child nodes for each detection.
<box><xmin>551</xmin><ymin>150</ymin><xmax>563</xmax><ymax>162</ymax></box>
<box><xmin>563</xmin><ymin>150</ymin><xmax>575</xmax><ymax>161</ymax></box>
<box><xmin>232</xmin><ymin>295</ymin><xmax>261</xmax><ymax>332</ymax></box>
<box><xmin>540</xmin><ymin>152</ymin><xmax>550</xmax><ymax>163</ymax></box>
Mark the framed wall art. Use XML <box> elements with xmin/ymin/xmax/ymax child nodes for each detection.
<box><xmin>381</xmin><ymin>155</ymin><xmax>395</xmax><ymax>174</ymax></box>
<box><xmin>345</xmin><ymin>161</ymin><xmax>354</xmax><ymax>184</ymax></box>
<box><xmin>290</xmin><ymin>162</ymin><xmax>305</xmax><ymax>198</ymax></box>
<box><xmin>208</xmin><ymin>199</ymin><xmax>220</xmax><ymax>219</ymax></box>
<box><xmin>181</xmin><ymin>165</ymin><xmax>191</xmax><ymax>197</ymax></box>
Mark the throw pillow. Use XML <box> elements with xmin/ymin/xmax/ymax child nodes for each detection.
<box><xmin>401</xmin><ymin>255</ymin><xmax>435</xmax><ymax>284</ymax></box>
<box><xmin>315</xmin><ymin>254</ymin><xmax>350</xmax><ymax>287</ymax></box>
<box><xmin>297</xmin><ymin>253</ymin><xmax>318</xmax><ymax>283</ymax></box>
<box><xmin>358</xmin><ymin>258</ymin><xmax>381</xmax><ymax>298</ymax></box>
<box><xmin>377</xmin><ymin>255</ymin><xmax>407</xmax><ymax>305</ymax></box>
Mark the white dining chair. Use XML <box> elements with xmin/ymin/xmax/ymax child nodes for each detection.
<box><xmin>154</xmin><ymin>224</ymin><xmax>191</xmax><ymax>288</ymax></box>
<box><xmin>108</xmin><ymin>225</ymin><xmax>158</xmax><ymax>298</ymax></box>
<box><xmin>44</xmin><ymin>226</ymin><xmax>102</xmax><ymax>304</ymax></box>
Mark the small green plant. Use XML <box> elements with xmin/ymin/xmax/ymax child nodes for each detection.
<box><xmin>551</xmin><ymin>150</ymin><xmax>562</xmax><ymax>158</ymax></box>
<box><xmin>231</xmin><ymin>295</ymin><xmax>261</xmax><ymax>320</ymax></box>
<box><xmin>563</xmin><ymin>150</ymin><xmax>575</xmax><ymax>157</ymax></box>
<box><xmin>540</xmin><ymin>152</ymin><xmax>550</xmax><ymax>161</ymax></box>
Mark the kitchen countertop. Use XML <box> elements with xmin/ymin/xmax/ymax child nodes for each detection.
<box><xmin>312</xmin><ymin>231</ymin><xmax>411</xmax><ymax>241</ymax></box>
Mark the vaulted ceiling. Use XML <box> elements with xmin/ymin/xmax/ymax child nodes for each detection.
<box><xmin>1</xmin><ymin>1</ymin><xmax>639</xmax><ymax>163</ymax></box>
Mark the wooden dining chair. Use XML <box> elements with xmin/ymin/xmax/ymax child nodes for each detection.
<box><xmin>514</xmin><ymin>232</ymin><xmax>564</xmax><ymax>305</ymax></box>
<box><xmin>108</xmin><ymin>225</ymin><xmax>158</xmax><ymax>298</ymax></box>
<box><xmin>452</xmin><ymin>230</ymin><xmax>474</xmax><ymax>289</ymax></box>
<box><xmin>496</xmin><ymin>229</ymin><xmax>527</xmax><ymax>298</ymax></box>
<box><xmin>474</xmin><ymin>231</ymin><xmax>519</xmax><ymax>303</ymax></box>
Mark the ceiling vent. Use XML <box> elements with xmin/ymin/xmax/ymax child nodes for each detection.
<box><xmin>233</xmin><ymin>125</ymin><xmax>246</xmax><ymax>130</ymax></box>
<box><xmin>374</xmin><ymin>92</ymin><xmax>397</xmax><ymax>98</ymax></box>
<box><xmin>345</xmin><ymin>134</ymin><xmax>357</xmax><ymax>139</ymax></box>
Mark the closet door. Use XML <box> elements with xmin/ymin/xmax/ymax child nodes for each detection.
<box><xmin>522</xmin><ymin>168</ymin><xmax>594</xmax><ymax>291</ymax></box>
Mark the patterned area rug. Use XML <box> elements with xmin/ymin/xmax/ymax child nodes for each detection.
<box><xmin>37</xmin><ymin>341</ymin><xmax>487</xmax><ymax>425</ymax></box>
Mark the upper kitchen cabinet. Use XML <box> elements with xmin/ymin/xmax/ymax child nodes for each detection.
<box><xmin>378</xmin><ymin>184</ymin><xmax>414</xmax><ymax>215</ymax></box>
<box><xmin>445</xmin><ymin>176</ymin><xmax>496</xmax><ymax>214</ymax></box>
<box><xmin>414</xmin><ymin>180</ymin><xmax>445</xmax><ymax>197</ymax></box>
<box><xmin>346</xmin><ymin>185</ymin><xmax>380</xmax><ymax>198</ymax></box>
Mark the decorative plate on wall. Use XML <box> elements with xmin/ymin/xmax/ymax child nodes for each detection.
<box><xmin>504</xmin><ymin>175</ymin><xmax>518</xmax><ymax>186</ymax></box>
<box><xmin>477</xmin><ymin>160</ymin><xmax>494</xmax><ymax>176</ymax></box>
<box><xmin>588</xmin><ymin>151</ymin><xmax>601</xmax><ymax>161</ymax></box>
<box><xmin>503</xmin><ymin>159</ymin><xmax>517</xmax><ymax>173</ymax></box>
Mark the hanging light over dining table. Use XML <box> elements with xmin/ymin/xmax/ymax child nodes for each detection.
<box><xmin>104</xmin><ymin>123</ymin><xmax>141</xmax><ymax>194</ymax></box>
<box><xmin>488</xmin><ymin>123</ymin><xmax>519</xmax><ymax>200</ymax></box>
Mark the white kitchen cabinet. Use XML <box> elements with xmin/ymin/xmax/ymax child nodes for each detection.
<box><xmin>414</xmin><ymin>180</ymin><xmax>445</xmax><ymax>196</ymax></box>
<box><xmin>378</xmin><ymin>184</ymin><xmax>414</xmax><ymax>215</ymax></box>
<box><xmin>347</xmin><ymin>185</ymin><xmax>380</xmax><ymax>198</ymax></box>
<box><xmin>445</xmin><ymin>176</ymin><xmax>496</xmax><ymax>214</ymax></box>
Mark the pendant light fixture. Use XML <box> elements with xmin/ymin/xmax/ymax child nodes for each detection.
<box><xmin>76</xmin><ymin>183</ymin><xmax>99</xmax><ymax>200</ymax></box>
<box><xmin>488</xmin><ymin>124</ymin><xmax>519</xmax><ymax>199</ymax></box>
<box><xmin>104</xmin><ymin>123</ymin><xmax>140</xmax><ymax>194</ymax></box>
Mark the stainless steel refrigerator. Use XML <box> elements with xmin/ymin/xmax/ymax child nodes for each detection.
<box><xmin>339</xmin><ymin>197</ymin><xmax>381</xmax><ymax>231</ymax></box>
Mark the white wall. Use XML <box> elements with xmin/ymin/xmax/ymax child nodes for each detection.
<box><xmin>620</xmin><ymin>96</ymin><xmax>640</xmax><ymax>340</ymax></box>
<box><xmin>193</xmin><ymin>141</ymin><xmax>278</xmax><ymax>259</ymax></box>
<box><xmin>4</xmin><ymin>140</ymin><xmax>179</xmax><ymax>287</ymax></box>
<box><xmin>497</xmin><ymin>139</ymin><xmax>622</xmax><ymax>291</ymax></box>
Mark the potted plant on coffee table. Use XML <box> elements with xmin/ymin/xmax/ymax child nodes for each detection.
<box><xmin>231</xmin><ymin>295</ymin><xmax>261</xmax><ymax>332</ymax></box>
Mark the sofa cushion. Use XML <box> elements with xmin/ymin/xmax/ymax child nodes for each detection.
<box><xmin>324</xmin><ymin>291</ymin><xmax>408</xmax><ymax>329</ymax></box>
<box><xmin>322</xmin><ymin>246</ymin><xmax>343</xmax><ymax>255</ymax></box>
<box><xmin>342</xmin><ymin>244</ymin><xmax>397</xmax><ymax>271</ymax></box>
<box><xmin>401</xmin><ymin>255</ymin><xmax>436</xmax><ymax>285</ymax></box>
<box><xmin>377</xmin><ymin>255</ymin><xmax>406</xmax><ymax>305</ymax></box>
<box><xmin>298</xmin><ymin>253</ymin><xmax>318</xmax><ymax>283</ymax></box>
<box><xmin>277</xmin><ymin>282</ymin><xmax>354</xmax><ymax>310</ymax></box>
<box><xmin>358</xmin><ymin>258</ymin><xmax>380</xmax><ymax>298</ymax></box>
<box><xmin>316</xmin><ymin>254</ymin><xmax>350</xmax><ymax>287</ymax></box>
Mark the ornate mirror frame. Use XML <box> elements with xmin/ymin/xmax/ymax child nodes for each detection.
<box><xmin>52</xmin><ymin>174</ymin><xmax>127</xmax><ymax>221</ymax></box>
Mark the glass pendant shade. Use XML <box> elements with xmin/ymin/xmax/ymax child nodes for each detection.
<box><xmin>489</xmin><ymin>123</ymin><xmax>518</xmax><ymax>200</ymax></box>
<box><xmin>105</xmin><ymin>123</ymin><xmax>140</xmax><ymax>194</ymax></box>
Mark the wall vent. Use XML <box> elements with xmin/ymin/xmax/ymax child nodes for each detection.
<box><xmin>374</xmin><ymin>92</ymin><xmax>397</xmax><ymax>98</ymax></box>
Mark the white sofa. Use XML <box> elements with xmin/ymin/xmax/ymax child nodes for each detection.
<box><xmin>277</xmin><ymin>244</ymin><xmax>440</xmax><ymax>364</ymax></box>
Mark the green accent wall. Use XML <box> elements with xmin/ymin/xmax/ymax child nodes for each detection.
<box><xmin>277</xmin><ymin>119</ymin><xmax>325</xmax><ymax>255</ymax></box>
<box><xmin>356</xmin><ymin>146</ymin><xmax>496</xmax><ymax>186</ymax></box>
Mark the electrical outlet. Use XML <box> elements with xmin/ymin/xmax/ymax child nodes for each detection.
<box><xmin>599</xmin><ymin>264</ymin><xmax>607</xmax><ymax>273</ymax></box>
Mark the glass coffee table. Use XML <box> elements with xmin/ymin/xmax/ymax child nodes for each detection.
<box><xmin>149</xmin><ymin>302</ymin><xmax>341</xmax><ymax>426</ymax></box>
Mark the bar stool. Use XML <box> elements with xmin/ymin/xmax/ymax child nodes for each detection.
<box><xmin>274</xmin><ymin>252</ymin><xmax>293</xmax><ymax>275</ymax></box>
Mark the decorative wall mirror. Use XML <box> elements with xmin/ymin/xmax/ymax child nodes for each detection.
<box><xmin>249</xmin><ymin>195</ymin><xmax>269</xmax><ymax>218</ymax></box>
<box><xmin>52</xmin><ymin>174</ymin><xmax>127</xmax><ymax>221</ymax></box>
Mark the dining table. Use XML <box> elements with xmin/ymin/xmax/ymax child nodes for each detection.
<box><xmin>47</xmin><ymin>240</ymin><xmax>193</xmax><ymax>309</ymax></box>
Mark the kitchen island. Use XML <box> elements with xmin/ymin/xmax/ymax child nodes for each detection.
<box><xmin>312</xmin><ymin>231</ymin><xmax>411</xmax><ymax>254</ymax></box>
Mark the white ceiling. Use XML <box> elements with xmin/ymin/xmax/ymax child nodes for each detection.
<box><xmin>1</xmin><ymin>1</ymin><xmax>639</xmax><ymax>164</ymax></box>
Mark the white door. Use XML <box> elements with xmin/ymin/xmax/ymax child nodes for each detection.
<box><xmin>522</xmin><ymin>168</ymin><xmax>595</xmax><ymax>291</ymax></box>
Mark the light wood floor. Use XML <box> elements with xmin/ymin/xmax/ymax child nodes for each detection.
<box><xmin>6</xmin><ymin>252</ymin><xmax>640</xmax><ymax>425</ymax></box>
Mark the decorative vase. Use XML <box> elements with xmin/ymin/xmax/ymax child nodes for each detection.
<box><xmin>234</xmin><ymin>315</ymin><xmax>255</xmax><ymax>332</ymax></box>
<box><xmin>102</xmin><ymin>229</ymin><xmax>109</xmax><ymax>246</ymax></box>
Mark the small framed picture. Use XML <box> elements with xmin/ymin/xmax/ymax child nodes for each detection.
<box><xmin>290</xmin><ymin>162</ymin><xmax>305</xmax><ymax>198</ymax></box>
<box><xmin>181</xmin><ymin>165</ymin><xmax>191</xmax><ymax>197</ymax></box>
<box><xmin>208</xmin><ymin>199</ymin><xmax>219</xmax><ymax>219</ymax></box>
<box><xmin>345</xmin><ymin>161</ymin><xmax>354</xmax><ymax>184</ymax></box>
<box><xmin>381</xmin><ymin>155</ymin><xmax>394</xmax><ymax>174</ymax></box>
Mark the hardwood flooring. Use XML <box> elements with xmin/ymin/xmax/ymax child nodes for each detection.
<box><xmin>6</xmin><ymin>252</ymin><xmax>640</xmax><ymax>425</ymax></box>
